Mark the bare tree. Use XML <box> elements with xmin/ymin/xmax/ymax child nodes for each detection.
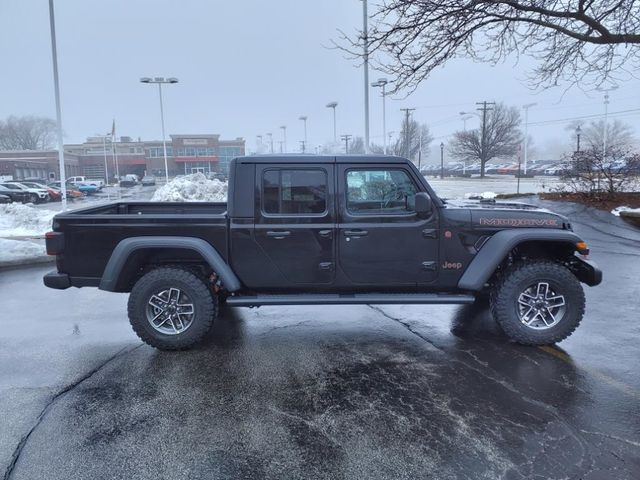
<box><xmin>449</xmin><ymin>103</ymin><xmax>521</xmax><ymax>177</ymax></box>
<box><xmin>0</xmin><ymin>116</ymin><xmax>57</xmax><ymax>150</ymax></box>
<box><xmin>391</xmin><ymin>119</ymin><xmax>433</xmax><ymax>163</ymax></box>
<box><xmin>350</xmin><ymin>136</ymin><xmax>366</xmax><ymax>154</ymax></box>
<box><xmin>341</xmin><ymin>1</ymin><xmax>640</xmax><ymax>92</ymax></box>
<box><xmin>561</xmin><ymin>119</ymin><xmax>639</xmax><ymax>195</ymax></box>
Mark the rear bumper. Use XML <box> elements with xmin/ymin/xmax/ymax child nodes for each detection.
<box><xmin>43</xmin><ymin>271</ymin><xmax>70</xmax><ymax>289</ymax></box>
<box><xmin>572</xmin><ymin>257</ymin><xmax>602</xmax><ymax>287</ymax></box>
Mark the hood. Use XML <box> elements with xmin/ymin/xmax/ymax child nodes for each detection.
<box><xmin>444</xmin><ymin>199</ymin><xmax>570</xmax><ymax>229</ymax></box>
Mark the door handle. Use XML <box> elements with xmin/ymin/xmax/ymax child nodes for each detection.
<box><xmin>422</xmin><ymin>228</ymin><xmax>438</xmax><ymax>239</ymax></box>
<box><xmin>266</xmin><ymin>230</ymin><xmax>291</xmax><ymax>239</ymax></box>
<box><xmin>344</xmin><ymin>230</ymin><xmax>369</xmax><ymax>237</ymax></box>
<box><xmin>318</xmin><ymin>229</ymin><xmax>332</xmax><ymax>238</ymax></box>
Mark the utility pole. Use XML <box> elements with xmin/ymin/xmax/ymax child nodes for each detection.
<box><xmin>440</xmin><ymin>142</ymin><xmax>445</xmax><ymax>179</ymax></box>
<box><xmin>300</xmin><ymin>140</ymin><xmax>306</xmax><ymax>153</ymax></box>
<box><xmin>341</xmin><ymin>134</ymin><xmax>352</xmax><ymax>154</ymax></box>
<box><xmin>399</xmin><ymin>108</ymin><xmax>415</xmax><ymax>160</ymax></box>
<box><xmin>522</xmin><ymin>103</ymin><xmax>536</xmax><ymax>175</ymax></box>
<box><xmin>280</xmin><ymin>125</ymin><xmax>287</xmax><ymax>153</ymax></box>
<box><xmin>256</xmin><ymin>135</ymin><xmax>263</xmax><ymax>154</ymax></box>
<box><xmin>362</xmin><ymin>0</ymin><xmax>370</xmax><ymax>153</ymax></box>
<box><xmin>299</xmin><ymin>116</ymin><xmax>308</xmax><ymax>149</ymax></box>
<box><xmin>476</xmin><ymin>101</ymin><xmax>495</xmax><ymax>177</ymax></box>
<box><xmin>575</xmin><ymin>125</ymin><xmax>581</xmax><ymax>153</ymax></box>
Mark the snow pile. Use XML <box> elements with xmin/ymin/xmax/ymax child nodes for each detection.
<box><xmin>151</xmin><ymin>173</ymin><xmax>228</xmax><ymax>202</ymax></box>
<box><xmin>464</xmin><ymin>191</ymin><xmax>498</xmax><ymax>200</ymax></box>
<box><xmin>0</xmin><ymin>238</ymin><xmax>47</xmax><ymax>264</ymax></box>
<box><xmin>611</xmin><ymin>206</ymin><xmax>640</xmax><ymax>217</ymax></box>
<box><xmin>0</xmin><ymin>203</ymin><xmax>56</xmax><ymax>237</ymax></box>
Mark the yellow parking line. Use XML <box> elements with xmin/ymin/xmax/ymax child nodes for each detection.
<box><xmin>538</xmin><ymin>345</ymin><xmax>640</xmax><ymax>400</ymax></box>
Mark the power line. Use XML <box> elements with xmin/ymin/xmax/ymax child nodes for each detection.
<box><xmin>528</xmin><ymin>108</ymin><xmax>640</xmax><ymax>126</ymax></box>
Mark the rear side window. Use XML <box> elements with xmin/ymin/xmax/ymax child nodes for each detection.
<box><xmin>346</xmin><ymin>169</ymin><xmax>418</xmax><ymax>215</ymax></box>
<box><xmin>262</xmin><ymin>169</ymin><xmax>327</xmax><ymax>215</ymax></box>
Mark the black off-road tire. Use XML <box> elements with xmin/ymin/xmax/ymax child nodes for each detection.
<box><xmin>128</xmin><ymin>267</ymin><xmax>217</xmax><ymax>350</ymax></box>
<box><xmin>490</xmin><ymin>261</ymin><xmax>585</xmax><ymax>346</ymax></box>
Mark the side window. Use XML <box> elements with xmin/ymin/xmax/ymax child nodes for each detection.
<box><xmin>262</xmin><ymin>169</ymin><xmax>327</xmax><ymax>215</ymax></box>
<box><xmin>346</xmin><ymin>169</ymin><xmax>418</xmax><ymax>215</ymax></box>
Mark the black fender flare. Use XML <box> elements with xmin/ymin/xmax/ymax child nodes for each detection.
<box><xmin>457</xmin><ymin>229</ymin><xmax>584</xmax><ymax>291</ymax></box>
<box><xmin>98</xmin><ymin>236</ymin><xmax>242</xmax><ymax>292</ymax></box>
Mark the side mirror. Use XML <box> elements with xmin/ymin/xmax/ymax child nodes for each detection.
<box><xmin>415</xmin><ymin>192</ymin><xmax>433</xmax><ymax>218</ymax></box>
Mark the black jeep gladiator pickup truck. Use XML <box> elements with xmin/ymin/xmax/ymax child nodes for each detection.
<box><xmin>44</xmin><ymin>155</ymin><xmax>602</xmax><ymax>350</ymax></box>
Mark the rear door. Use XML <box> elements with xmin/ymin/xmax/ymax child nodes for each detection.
<box><xmin>253</xmin><ymin>164</ymin><xmax>335</xmax><ymax>287</ymax></box>
<box><xmin>337</xmin><ymin>164</ymin><xmax>439</xmax><ymax>286</ymax></box>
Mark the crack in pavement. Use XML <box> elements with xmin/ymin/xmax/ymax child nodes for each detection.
<box><xmin>2</xmin><ymin>343</ymin><xmax>143</xmax><ymax>480</ymax></box>
<box><xmin>367</xmin><ymin>305</ymin><xmax>594</xmax><ymax>468</ymax></box>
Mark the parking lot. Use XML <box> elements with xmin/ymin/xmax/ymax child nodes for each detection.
<box><xmin>0</xmin><ymin>197</ymin><xmax>638</xmax><ymax>479</ymax></box>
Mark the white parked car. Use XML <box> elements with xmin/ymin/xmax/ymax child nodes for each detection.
<box><xmin>67</xmin><ymin>176</ymin><xmax>105</xmax><ymax>189</ymax></box>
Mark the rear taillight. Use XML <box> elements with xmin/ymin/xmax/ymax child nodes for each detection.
<box><xmin>45</xmin><ymin>231</ymin><xmax>64</xmax><ymax>255</ymax></box>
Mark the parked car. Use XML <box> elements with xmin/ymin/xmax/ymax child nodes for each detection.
<box><xmin>44</xmin><ymin>154</ymin><xmax>601</xmax><ymax>351</ymax></box>
<box><xmin>16</xmin><ymin>181</ymin><xmax>63</xmax><ymax>201</ymax></box>
<box><xmin>47</xmin><ymin>182</ymin><xmax>85</xmax><ymax>199</ymax></box>
<box><xmin>0</xmin><ymin>193</ymin><xmax>11</xmax><ymax>204</ymax></box>
<box><xmin>0</xmin><ymin>182</ymin><xmax>49</xmax><ymax>203</ymax></box>
<box><xmin>119</xmin><ymin>174</ymin><xmax>139</xmax><ymax>188</ymax></box>
<box><xmin>67</xmin><ymin>176</ymin><xmax>105</xmax><ymax>189</ymax></box>
<box><xmin>141</xmin><ymin>175</ymin><xmax>156</xmax><ymax>186</ymax></box>
<box><xmin>0</xmin><ymin>184</ymin><xmax>30</xmax><ymax>203</ymax></box>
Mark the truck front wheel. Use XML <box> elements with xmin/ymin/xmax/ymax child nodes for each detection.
<box><xmin>128</xmin><ymin>267</ymin><xmax>217</xmax><ymax>350</ymax></box>
<box><xmin>490</xmin><ymin>261</ymin><xmax>585</xmax><ymax>345</ymax></box>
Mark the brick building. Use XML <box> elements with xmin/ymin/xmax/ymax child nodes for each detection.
<box><xmin>0</xmin><ymin>133</ymin><xmax>244</xmax><ymax>182</ymax></box>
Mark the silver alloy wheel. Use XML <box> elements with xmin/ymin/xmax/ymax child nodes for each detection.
<box><xmin>146</xmin><ymin>287</ymin><xmax>195</xmax><ymax>335</ymax></box>
<box><xmin>517</xmin><ymin>282</ymin><xmax>566</xmax><ymax>330</ymax></box>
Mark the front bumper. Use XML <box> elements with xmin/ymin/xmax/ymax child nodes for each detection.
<box><xmin>43</xmin><ymin>271</ymin><xmax>70</xmax><ymax>289</ymax></box>
<box><xmin>572</xmin><ymin>257</ymin><xmax>602</xmax><ymax>286</ymax></box>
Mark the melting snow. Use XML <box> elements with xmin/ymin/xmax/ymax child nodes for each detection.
<box><xmin>464</xmin><ymin>191</ymin><xmax>498</xmax><ymax>200</ymax></box>
<box><xmin>611</xmin><ymin>206</ymin><xmax>640</xmax><ymax>217</ymax></box>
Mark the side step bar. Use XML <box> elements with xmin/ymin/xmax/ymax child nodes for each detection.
<box><xmin>226</xmin><ymin>293</ymin><xmax>476</xmax><ymax>307</ymax></box>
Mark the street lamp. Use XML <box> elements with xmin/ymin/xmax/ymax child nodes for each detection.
<box><xmin>575</xmin><ymin>125</ymin><xmax>581</xmax><ymax>153</ymax></box>
<box><xmin>299</xmin><ymin>116</ymin><xmax>308</xmax><ymax>151</ymax></box>
<box><xmin>140</xmin><ymin>76</ymin><xmax>179</xmax><ymax>182</ymax></box>
<box><xmin>597</xmin><ymin>85</ymin><xmax>618</xmax><ymax>163</ymax></box>
<box><xmin>459</xmin><ymin>112</ymin><xmax>474</xmax><ymax>131</ymax></box>
<box><xmin>266</xmin><ymin>132</ymin><xmax>274</xmax><ymax>153</ymax></box>
<box><xmin>256</xmin><ymin>135</ymin><xmax>263</xmax><ymax>154</ymax></box>
<box><xmin>280</xmin><ymin>125</ymin><xmax>287</xmax><ymax>153</ymax></box>
<box><xmin>326</xmin><ymin>102</ymin><xmax>338</xmax><ymax>143</ymax></box>
<box><xmin>522</xmin><ymin>103</ymin><xmax>537</xmax><ymax>175</ymax></box>
<box><xmin>371</xmin><ymin>78</ymin><xmax>389</xmax><ymax>154</ymax></box>
<box><xmin>48</xmin><ymin>0</ymin><xmax>67</xmax><ymax>209</ymax></box>
<box><xmin>440</xmin><ymin>142</ymin><xmax>445</xmax><ymax>179</ymax></box>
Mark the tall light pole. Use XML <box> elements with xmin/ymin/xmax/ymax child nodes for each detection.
<box><xmin>266</xmin><ymin>132</ymin><xmax>274</xmax><ymax>153</ymax></box>
<box><xmin>362</xmin><ymin>0</ymin><xmax>370</xmax><ymax>153</ymax></box>
<box><xmin>280</xmin><ymin>125</ymin><xmax>287</xmax><ymax>153</ymax></box>
<box><xmin>598</xmin><ymin>85</ymin><xmax>618</xmax><ymax>163</ymax></box>
<box><xmin>299</xmin><ymin>116</ymin><xmax>308</xmax><ymax>150</ymax></box>
<box><xmin>140</xmin><ymin>76</ymin><xmax>178</xmax><ymax>182</ymax></box>
<box><xmin>575</xmin><ymin>125</ymin><xmax>581</xmax><ymax>153</ymax></box>
<box><xmin>459</xmin><ymin>112</ymin><xmax>474</xmax><ymax>131</ymax></box>
<box><xmin>96</xmin><ymin>133</ymin><xmax>112</xmax><ymax>184</ymax></box>
<box><xmin>326</xmin><ymin>102</ymin><xmax>338</xmax><ymax>143</ymax></box>
<box><xmin>48</xmin><ymin>0</ymin><xmax>67</xmax><ymax>210</ymax></box>
<box><xmin>522</xmin><ymin>103</ymin><xmax>536</xmax><ymax>175</ymax></box>
<box><xmin>440</xmin><ymin>142</ymin><xmax>445</xmax><ymax>179</ymax></box>
<box><xmin>256</xmin><ymin>135</ymin><xmax>263</xmax><ymax>154</ymax></box>
<box><xmin>371</xmin><ymin>78</ymin><xmax>389</xmax><ymax>153</ymax></box>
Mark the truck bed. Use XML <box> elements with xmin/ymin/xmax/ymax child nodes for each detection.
<box><xmin>52</xmin><ymin>201</ymin><xmax>229</xmax><ymax>281</ymax></box>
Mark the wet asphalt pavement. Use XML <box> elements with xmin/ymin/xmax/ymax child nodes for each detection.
<box><xmin>0</xmin><ymin>199</ymin><xmax>639</xmax><ymax>479</ymax></box>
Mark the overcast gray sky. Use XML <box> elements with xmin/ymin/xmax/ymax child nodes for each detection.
<box><xmin>1</xmin><ymin>0</ymin><xmax>639</xmax><ymax>160</ymax></box>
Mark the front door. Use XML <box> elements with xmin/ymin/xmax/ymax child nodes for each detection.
<box><xmin>337</xmin><ymin>165</ymin><xmax>439</xmax><ymax>286</ymax></box>
<box><xmin>253</xmin><ymin>164</ymin><xmax>335</xmax><ymax>287</ymax></box>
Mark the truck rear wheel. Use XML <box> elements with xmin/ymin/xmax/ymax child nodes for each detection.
<box><xmin>127</xmin><ymin>267</ymin><xmax>217</xmax><ymax>350</ymax></box>
<box><xmin>490</xmin><ymin>261</ymin><xmax>585</xmax><ymax>346</ymax></box>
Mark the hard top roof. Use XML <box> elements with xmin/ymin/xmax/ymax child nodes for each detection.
<box><xmin>234</xmin><ymin>154</ymin><xmax>409</xmax><ymax>164</ymax></box>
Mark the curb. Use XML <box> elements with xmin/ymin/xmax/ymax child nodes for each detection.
<box><xmin>0</xmin><ymin>256</ymin><xmax>55</xmax><ymax>271</ymax></box>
